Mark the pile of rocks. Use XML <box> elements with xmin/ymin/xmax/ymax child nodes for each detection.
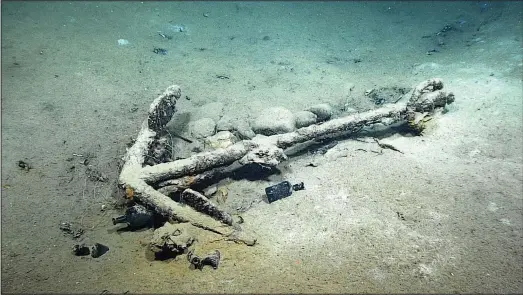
<box><xmin>166</xmin><ymin>101</ymin><xmax>336</xmax><ymax>154</ymax></box>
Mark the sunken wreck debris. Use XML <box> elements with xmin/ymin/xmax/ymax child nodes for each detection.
<box><xmin>118</xmin><ymin>78</ymin><xmax>454</xmax><ymax>246</ymax></box>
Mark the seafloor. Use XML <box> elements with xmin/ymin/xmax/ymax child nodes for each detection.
<box><xmin>1</xmin><ymin>1</ymin><xmax>522</xmax><ymax>293</ymax></box>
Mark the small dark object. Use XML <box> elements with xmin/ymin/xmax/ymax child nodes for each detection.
<box><xmin>292</xmin><ymin>182</ymin><xmax>305</xmax><ymax>191</ymax></box>
<box><xmin>153</xmin><ymin>47</ymin><xmax>168</xmax><ymax>55</ymax></box>
<box><xmin>353</xmin><ymin>58</ymin><xmax>362</xmax><ymax>63</ymax></box>
<box><xmin>90</xmin><ymin>243</ymin><xmax>109</xmax><ymax>258</ymax></box>
<box><xmin>185</xmin><ymin>95</ymin><xmax>191</xmax><ymax>100</ymax></box>
<box><xmin>188</xmin><ymin>249</ymin><xmax>221</xmax><ymax>270</ymax></box>
<box><xmin>112</xmin><ymin>204</ymin><xmax>154</xmax><ymax>229</ymax></box>
<box><xmin>216</xmin><ymin>75</ymin><xmax>229</xmax><ymax>79</ymax></box>
<box><xmin>17</xmin><ymin>160</ymin><xmax>31</xmax><ymax>171</ymax></box>
<box><xmin>426</xmin><ymin>49</ymin><xmax>439</xmax><ymax>55</ymax></box>
<box><xmin>201</xmin><ymin>250</ymin><xmax>221</xmax><ymax>269</ymax></box>
<box><xmin>187</xmin><ymin>249</ymin><xmax>201</xmax><ymax>267</ymax></box>
<box><xmin>265</xmin><ymin>181</ymin><xmax>293</xmax><ymax>203</ymax></box>
<box><xmin>72</xmin><ymin>244</ymin><xmax>90</xmax><ymax>256</ymax></box>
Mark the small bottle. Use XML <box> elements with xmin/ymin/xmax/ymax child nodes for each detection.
<box><xmin>112</xmin><ymin>204</ymin><xmax>154</xmax><ymax>229</ymax></box>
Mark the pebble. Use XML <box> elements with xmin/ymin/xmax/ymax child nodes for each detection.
<box><xmin>117</xmin><ymin>39</ymin><xmax>130</xmax><ymax>46</ymax></box>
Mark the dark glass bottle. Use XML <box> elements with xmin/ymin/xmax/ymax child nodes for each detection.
<box><xmin>112</xmin><ymin>204</ymin><xmax>154</xmax><ymax>229</ymax></box>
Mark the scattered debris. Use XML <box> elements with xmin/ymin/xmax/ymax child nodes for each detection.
<box><xmin>373</xmin><ymin>138</ymin><xmax>404</xmax><ymax>154</ymax></box>
<box><xmin>118</xmin><ymin>79</ymin><xmax>454</xmax><ymax>244</ymax></box>
<box><xmin>153</xmin><ymin>47</ymin><xmax>168</xmax><ymax>55</ymax></box>
<box><xmin>85</xmin><ymin>167</ymin><xmax>108</xmax><ymax>182</ymax></box>
<box><xmin>149</xmin><ymin>223</ymin><xmax>196</xmax><ymax>260</ymax></box>
<box><xmin>17</xmin><ymin>160</ymin><xmax>31</xmax><ymax>171</ymax></box>
<box><xmin>72</xmin><ymin>243</ymin><xmax>109</xmax><ymax>258</ymax></box>
<box><xmin>188</xmin><ymin>249</ymin><xmax>221</xmax><ymax>270</ymax></box>
<box><xmin>59</xmin><ymin>222</ymin><xmax>84</xmax><ymax>239</ymax></box>
<box><xmin>157</xmin><ymin>32</ymin><xmax>173</xmax><ymax>40</ymax></box>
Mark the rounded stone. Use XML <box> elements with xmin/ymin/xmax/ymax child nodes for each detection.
<box><xmin>188</xmin><ymin>118</ymin><xmax>216</xmax><ymax>139</ymax></box>
<box><xmin>307</xmin><ymin>103</ymin><xmax>333</xmax><ymax>122</ymax></box>
<box><xmin>252</xmin><ymin>107</ymin><xmax>296</xmax><ymax>135</ymax></box>
<box><xmin>294</xmin><ymin>111</ymin><xmax>318</xmax><ymax>128</ymax></box>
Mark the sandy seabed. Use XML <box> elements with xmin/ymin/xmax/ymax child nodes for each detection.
<box><xmin>1</xmin><ymin>1</ymin><xmax>522</xmax><ymax>293</ymax></box>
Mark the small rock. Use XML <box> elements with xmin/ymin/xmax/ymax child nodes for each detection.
<box><xmin>216</xmin><ymin>115</ymin><xmax>234</xmax><ymax>131</ymax></box>
<box><xmin>117</xmin><ymin>39</ymin><xmax>130</xmax><ymax>46</ymax></box>
<box><xmin>307</xmin><ymin>103</ymin><xmax>333</xmax><ymax>122</ymax></box>
<box><xmin>203</xmin><ymin>185</ymin><xmax>217</xmax><ymax>197</ymax></box>
<box><xmin>204</xmin><ymin>131</ymin><xmax>237</xmax><ymax>150</ymax></box>
<box><xmin>166</xmin><ymin>112</ymin><xmax>191</xmax><ymax>136</ymax></box>
<box><xmin>294</xmin><ymin>111</ymin><xmax>317</xmax><ymax>128</ymax></box>
<box><xmin>234</xmin><ymin>120</ymin><xmax>256</xmax><ymax>139</ymax></box>
<box><xmin>194</xmin><ymin>102</ymin><xmax>224</xmax><ymax>122</ymax></box>
<box><xmin>344</xmin><ymin>107</ymin><xmax>358</xmax><ymax>114</ymax></box>
<box><xmin>189</xmin><ymin>141</ymin><xmax>204</xmax><ymax>153</ymax></box>
<box><xmin>188</xmin><ymin>118</ymin><xmax>216</xmax><ymax>139</ymax></box>
<box><xmin>252</xmin><ymin>107</ymin><xmax>296</xmax><ymax>135</ymax></box>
